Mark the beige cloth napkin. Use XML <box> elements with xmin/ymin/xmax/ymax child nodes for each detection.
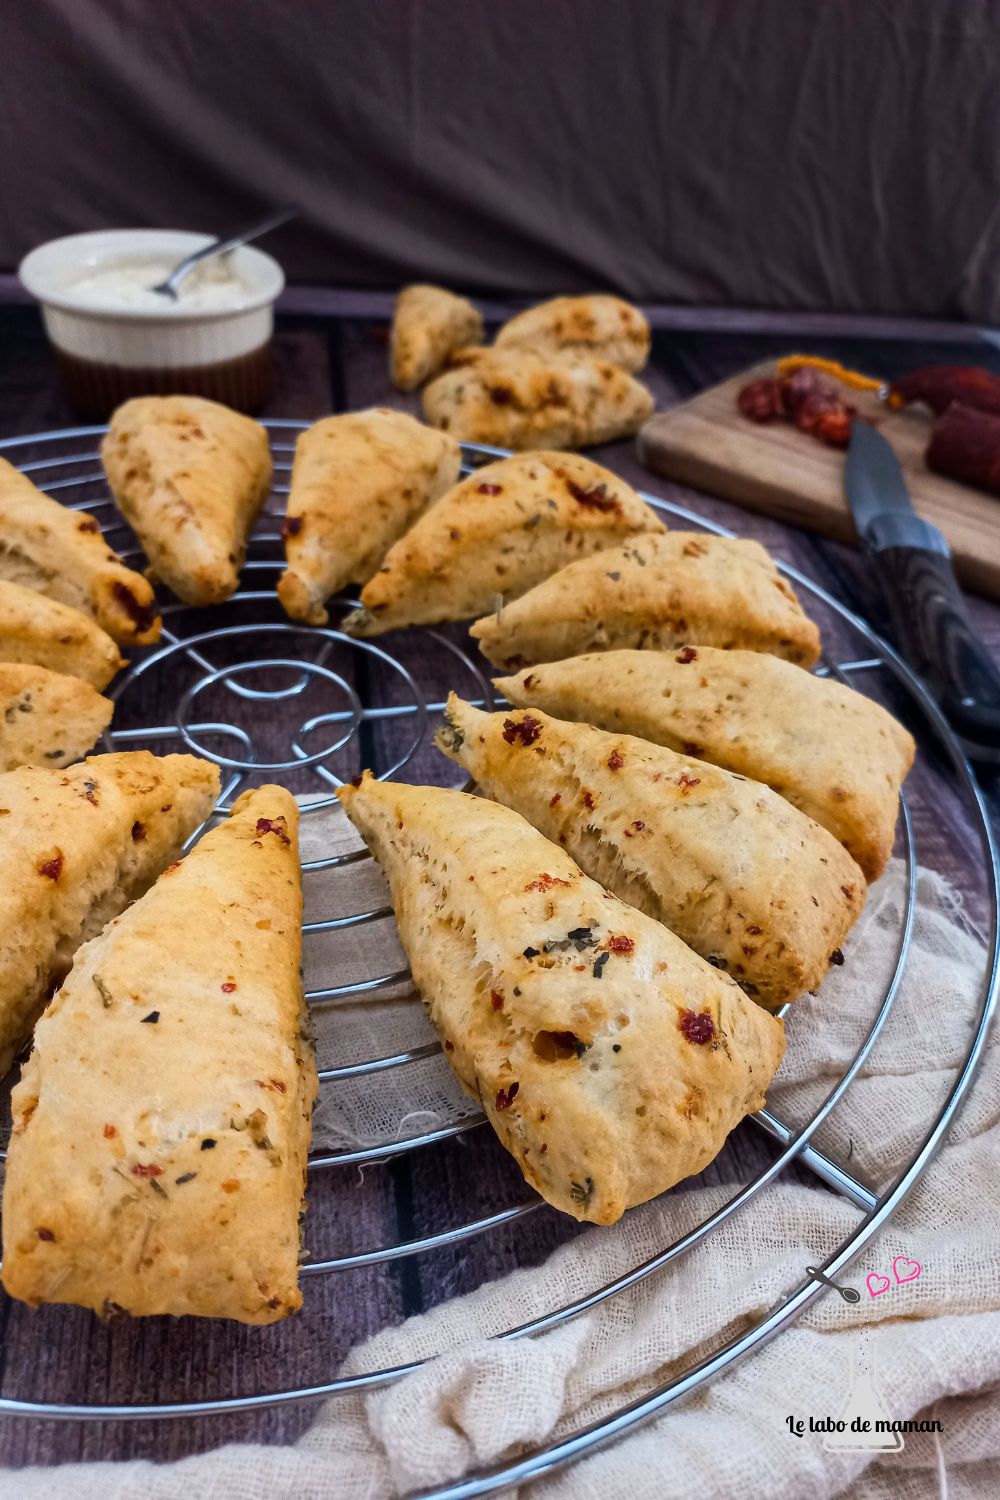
<box><xmin>3</xmin><ymin>837</ymin><xmax>999</xmax><ymax>1499</ymax></box>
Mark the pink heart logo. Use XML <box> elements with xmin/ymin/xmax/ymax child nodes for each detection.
<box><xmin>893</xmin><ymin>1254</ymin><xmax>922</xmax><ymax>1285</ymax></box>
<box><xmin>867</xmin><ymin>1272</ymin><xmax>891</xmax><ymax>1298</ymax></box>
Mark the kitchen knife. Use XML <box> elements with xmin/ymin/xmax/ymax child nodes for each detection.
<box><xmin>844</xmin><ymin>418</ymin><xmax>1000</xmax><ymax>755</ymax></box>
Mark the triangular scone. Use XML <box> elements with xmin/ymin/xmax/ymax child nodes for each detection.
<box><xmin>102</xmin><ymin>395</ymin><xmax>272</xmax><ymax>606</ymax></box>
<box><xmin>277</xmin><ymin>409</ymin><xmax>462</xmax><ymax>625</ymax></box>
<box><xmin>338</xmin><ymin>774</ymin><xmax>784</xmax><ymax>1224</ymax></box>
<box><xmin>495</xmin><ymin>295</ymin><xmax>651</xmax><ymax>373</ymax></box>
<box><xmin>0</xmin><ymin>579</ymin><xmax>124</xmax><ymax>688</ymax></box>
<box><xmin>2</xmin><ymin>786</ymin><xmax>316</xmax><ymax>1324</ymax></box>
<box><xmin>470</xmin><ymin>532</ymin><xmax>821</xmax><ymax>669</ymax></box>
<box><xmin>391</xmin><ymin>285</ymin><xmax>484</xmax><ymax>391</ymax></box>
<box><xmin>422</xmin><ymin>348</ymin><xmax>655</xmax><ymax>450</ymax></box>
<box><xmin>0</xmin><ymin>750</ymin><xmax>219</xmax><ymax>1078</ymax></box>
<box><xmin>342</xmin><ymin>452</ymin><xmax>664</xmax><ymax>636</ymax></box>
<box><xmin>498</xmin><ymin>649</ymin><xmax>915</xmax><ymax>882</ymax></box>
<box><xmin>437</xmin><ymin>698</ymin><xmax>866</xmax><ymax>1008</ymax></box>
<box><xmin>0</xmin><ymin>664</ymin><xmax>113</xmax><ymax>772</ymax></box>
<box><xmin>0</xmin><ymin>458</ymin><xmax>160</xmax><ymax>646</ymax></box>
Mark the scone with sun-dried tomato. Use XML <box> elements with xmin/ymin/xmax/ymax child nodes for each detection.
<box><xmin>437</xmin><ymin>697</ymin><xmax>865</xmax><ymax>1008</ymax></box>
<box><xmin>338</xmin><ymin>773</ymin><xmax>784</xmax><ymax>1224</ymax></box>
<box><xmin>423</xmin><ymin>347</ymin><xmax>654</xmax><ymax>450</ymax></box>
<box><xmin>471</xmin><ymin>532</ymin><xmax>820</xmax><ymax>669</ymax></box>
<box><xmin>0</xmin><ymin>458</ymin><xmax>160</xmax><ymax>646</ymax></box>
<box><xmin>0</xmin><ymin>664</ymin><xmax>112</xmax><ymax>772</ymax></box>
<box><xmin>0</xmin><ymin>751</ymin><xmax>219</xmax><ymax>1077</ymax></box>
<box><xmin>277</xmin><ymin>408</ymin><xmax>461</xmax><ymax>625</ymax></box>
<box><xmin>497</xmin><ymin>648</ymin><xmax>913</xmax><ymax>880</ymax></box>
<box><xmin>495</xmin><ymin>295</ymin><xmax>650</xmax><ymax>372</ymax></box>
<box><xmin>343</xmin><ymin>451</ymin><xmax>663</xmax><ymax>636</ymax></box>
<box><xmin>102</xmin><ymin>395</ymin><xmax>272</xmax><ymax>606</ymax></box>
<box><xmin>0</xmin><ymin>580</ymin><xmax>124</xmax><ymax>689</ymax></box>
<box><xmin>391</xmin><ymin>285</ymin><xmax>484</xmax><ymax>391</ymax></box>
<box><xmin>2</xmin><ymin>786</ymin><xmax>315</xmax><ymax>1324</ymax></box>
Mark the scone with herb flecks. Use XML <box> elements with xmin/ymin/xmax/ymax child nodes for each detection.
<box><xmin>102</xmin><ymin>395</ymin><xmax>272</xmax><ymax>607</ymax></box>
<box><xmin>2</xmin><ymin>785</ymin><xmax>315</xmax><ymax>1324</ymax></box>
<box><xmin>423</xmin><ymin>347</ymin><xmax>654</xmax><ymax>451</ymax></box>
<box><xmin>496</xmin><ymin>295</ymin><xmax>650</xmax><ymax>373</ymax></box>
<box><xmin>0</xmin><ymin>750</ymin><xmax>219</xmax><ymax>1077</ymax></box>
<box><xmin>0</xmin><ymin>663</ymin><xmax>112</xmax><ymax>772</ymax></box>
<box><xmin>338</xmin><ymin>773</ymin><xmax>784</xmax><ymax>1223</ymax></box>
<box><xmin>0</xmin><ymin>580</ymin><xmax>124</xmax><ymax>689</ymax></box>
<box><xmin>471</xmin><ymin>532</ymin><xmax>820</xmax><ymax>669</ymax></box>
<box><xmin>391</xmin><ymin>284</ymin><xmax>484</xmax><ymax>391</ymax></box>
<box><xmin>437</xmin><ymin>696</ymin><xmax>865</xmax><ymax>1007</ymax></box>
<box><xmin>0</xmin><ymin>458</ymin><xmax>160</xmax><ymax>646</ymax></box>
<box><xmin>277</xmin><ymin>409</ymin><xmax>461</xmax><ymax>625</ymax></box>
<box><xmin>497</xmin><ymin>648</ymin><xmax>913</xmax><ymax>880</ymax></box>
<box><xmin>343</xmin><ymin>451</ymin><xmax>663</xmax><ymax>636</ymax></box>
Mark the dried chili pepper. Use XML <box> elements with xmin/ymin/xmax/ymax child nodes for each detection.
<box><xmin>502</xmin><ymin>715</ymin><xmax>542</xmax><ymax>747</ymax></box>
<box><xmin>738</xmin><ymin>361</ymin><xmax>858</xmax><ymax>448</ymax></box>
<box><xmin>111</xmin><ymin>582</ymin><xmax>157</xmax><ymax>636</ymax></box>
<box><xmin>255</xmin><ymin>816</ymin><xmax>291</xmax><ymax>845</ymax></box>
<box><xmin>566</xmin><ymin>479</ymin><xmax>619</xmax><ymax>513</ymax></box>
<box><xmin>495</xmin><ymin>1082</ymin><xmax>520</xmax><ymax>1111</ymax></box>
<box><xmin>737</xmin><ymin>377</ymin><xmax>783</xmax><ymax>423</ymax></box>
<box><xmin>678</xmin><ymin>1009</ymin><xmax>716</xmax><ymax>1045</ymax></box>
<box><xmin>525</xmin><ymin>873</ymin><xmax>569</xmax><ymax>892</ymax></box>
<box><xmin>889</xmin><ymin>365</ymin><xmax>1000</xmax><ymax>418</ymax></box>
<box><xmin>781</xmin><ymin>368</ymin><xmax>857</xmax><ymax>448</ymax></box>
<box><xmin>607</xmin><ymin>934</ymin><xmax>635</xmax><ymax>955</ymax></box>
<box><xmin>926</xmin><ymin>401</ymin><xmax>1000</xmax><ymax>497</ymax></box>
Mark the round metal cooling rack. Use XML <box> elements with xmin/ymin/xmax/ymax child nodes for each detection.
<box><xmin>0</xmin><ymin>423</ymin><xmax>996</xmax><ymax>1499</ymax></box>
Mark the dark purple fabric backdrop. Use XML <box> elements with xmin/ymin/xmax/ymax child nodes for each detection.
<box><xmin>2</xmin><ymin>0</ymin><xmax>1000</xmax><ymax>320</ymax></box>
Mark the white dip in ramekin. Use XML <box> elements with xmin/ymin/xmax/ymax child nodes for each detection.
<box><xmin>19</xmin><ymin>229</ymin><xmax>286</xmax><ymax>418</ymax></box>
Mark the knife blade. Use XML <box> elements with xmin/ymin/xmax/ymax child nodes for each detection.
<box><xmin>844</xmin><ymin>419</ymin><xmax>1000</xmax><ymax>755</ymax></box>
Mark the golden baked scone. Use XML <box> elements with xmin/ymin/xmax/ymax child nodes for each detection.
<box><xmin>437</xmin><ymin>698</ymin><xmax>866</xmax><ymax>1008</ymax></box>
<box><xmin>0</xmin><ymin>457</ymin><xmax>161</xmax><ymax>646</ymax></box>
<box><xmin>277</xmin><ymin>409</ymin><xmax>461</xmax><ymax>625</ymax></box>
<box><xmin>495</xmin><ymin>295</ymin><xmax>651</xmax><ymax>373</ymax></box>
<box><xmin>470</xmin><ymin>532</ymin><xmax>821</xmax><ymax>670</ymax></box>
<box><xmin>101</xmin><ymin>395</ymin><xmax>272</xmax><ymax>606</ymax></box>
<box><xmin>2</xmin><ymin>785</ymin><xmax>316</xmax><ymax>1324</ymax></box>
<box><xmin>0</xmin><ymin>664</ymin><xmax>113</xmax><ymax>772</ymax></box>
<box><xmin>422</xmin><ymin>347</ymin><xmax>655</xmax><ymax>450</ymax></box>
<box><xmin>342</xmin><ymin>452</ymin><xmax>664</xmax><ymax>636</ymax></box>
<box><xmin>391</xmin><ymin>284</ymin><xmax>484</xmax><ymax>391</ymax></box>
<box><xmin>338</xmin><ymin>773</ymin><xmax>784</xmax><ymax>1223</ymax></box>
<box><xmin>498</xmin><ymin>649</ymin><xmax>914</xmax><ymax>881</ymax></box>
<box><xmin>0</xmin><ymin>751</ymin><xmax>219</xmax><ymax>1079</ymax></box>
<box><xmin>0</xmin><ymin>579</ymin><xmax>124</xmax><ymax>689</ymax></box>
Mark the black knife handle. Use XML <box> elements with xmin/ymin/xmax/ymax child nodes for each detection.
<box><xmin>870</xmin><ymin>546</ymin><xmax>1000</xmax><ymax>749</ymax></box>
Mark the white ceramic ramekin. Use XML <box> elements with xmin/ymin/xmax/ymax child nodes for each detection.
<box><xmin>19</xmin><ymin>229</ymin><xmax>285</xmax><ymax>418</ymax></box>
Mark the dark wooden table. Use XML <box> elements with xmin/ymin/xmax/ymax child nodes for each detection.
<box><xmin>0</xmin><ymin>295</ymin><xmax>997</xmax><ymax>1476</ymax></box>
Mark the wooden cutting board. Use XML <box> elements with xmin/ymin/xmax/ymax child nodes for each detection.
<box><xmin>637</xmin><ymin>360</ymin><xmax>1000</xmax><ymax>598</ymax></box>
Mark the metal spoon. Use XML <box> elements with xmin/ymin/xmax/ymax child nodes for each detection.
<box><xmin>150</xmin><ymin>205</ymin><xmax>297</xmax><ymax>300</ymax></box>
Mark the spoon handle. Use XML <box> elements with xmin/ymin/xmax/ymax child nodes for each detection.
<box><xmin>158</xmin><ymin>205</ymin><xmax>297</xmax><ymax>295</ymax></box>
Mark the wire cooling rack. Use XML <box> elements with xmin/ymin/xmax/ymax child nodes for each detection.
<box><xmin>0</xmin><ymin>422</ymin><xmax>997</xmax><ymax>1499</ymax></box>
